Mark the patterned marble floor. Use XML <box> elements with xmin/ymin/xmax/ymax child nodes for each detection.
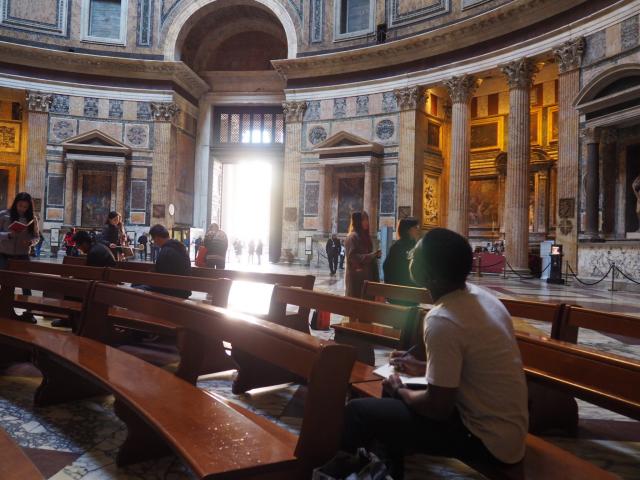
<box><xmin>0</xmin><ymin>259</ymin><xmax>639</xmax><ymax>479</ymax></box>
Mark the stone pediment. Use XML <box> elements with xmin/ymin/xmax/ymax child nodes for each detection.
<box><xmin>313</xmin><ymin>131</ymin><xmax>383</xmax><ymax>156</ymax></box>
<box><xmin>62</xmin><ymin>130</ymin><xmax>131</xmax><ymax>156</ymax></box>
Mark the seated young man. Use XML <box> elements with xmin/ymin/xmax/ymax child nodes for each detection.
<box><xmin>137</xmin><ymin>224</ymin><xmax>191</xmax><ymax>299</ymax></box>
<box><xmin>73</xmin><ymin>230</ymin><xmax>116</xmax><ymax>267</ymax></box>
<box><xmin>342</xmin><ymin>228</ymin><xmax>528</xmax><ymax>478</ymax></box>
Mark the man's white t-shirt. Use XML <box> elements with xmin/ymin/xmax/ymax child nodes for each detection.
<box><xmin>424</xmin><ymin>283</ymin><xmax>528</xmax><ymax>464</ymax></box>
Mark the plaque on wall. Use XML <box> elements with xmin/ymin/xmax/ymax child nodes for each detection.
<box><xmin>559</xmin><ymin>198</ymin><xmax>575</xmax><ymax>219</ymax></box>
<box><xmin>398</xmin><ymin>206</ymin><xmax>412</xmax><ymax>220</ymax></box>
<box><xmin>284</xmin><ymin>207</ymin><xmax>297</xmax><ymax>222</ymax></box>
<box><xmin>470</xmin><ymin>118</ymin><xmax>503</xmax><ymax>151</ymax></box>
<box><xmin>153</xmin><ymin>204</ymin><xmax>165</xmax><ymax>218</ymax></box>
<box><xmin>0</xmin><ymin>121</ymin><xmax>21</xmax><ymax>153</ymax></box>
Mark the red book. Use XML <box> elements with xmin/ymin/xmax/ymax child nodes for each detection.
<box><xmin>8</xmin><ymin>219</ymin><xmax>33</xmax><ymax>233</ymax></box>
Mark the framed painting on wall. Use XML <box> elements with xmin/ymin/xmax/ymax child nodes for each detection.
<box><xmin>469</xmin><ymin>178</ymin><xmax>500</xmax><ymax>228</ymax></box>
<box><xmin>0</xmin><ymin>121</ymin><xmax>20</xmax><ymax>153</ymax></box>
<box><xmin>426</xmin><ymin>120</ymin><xmax>442</xmax><ymax>151</ymax></box>
<box><xmin>548</xmin><ymin>106</ymin><xmax>559</xmax><ymax>143</ymax></box>
<box><xmin>470</xmin><ymin>117</ymin><xmax>503</xmax><ymax>151</ymax></box>
<box><xmin>530</xmin><ymin>109</ymin><xmax>542</xmax><ymax>146</ymax></box>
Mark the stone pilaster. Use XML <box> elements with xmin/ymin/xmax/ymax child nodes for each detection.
<box><xmin>194</xmin><ymin>98</ymin><xmax>212</xmax><ymax>228</ymax></box>
<box><xmin>582</xmin><ymin>127</ymin><xmax>600</xmax><ymax>239</ymax></box>
<box><xmin>394</xmin><ymin>86</ymin><xmax>425</xmax><ymax>219</ymax></box>
<box><xmin>502</xmin><ymin>58</ymin><xmax>538</xmax><ymax>270</ymax></box>
<box><xmin>443</xmin><ymin>75</ymin><xmax>476</xmax><ymax>236</ymax></box>
<box><xmin>363</xmin><ymin>161</ymin><xmax>380</xmax><ymax>234</ymax></box>
<box><xmin>553</xmin><ymin>37</ymin><xmax>584</xmax><ymax>268</ymax></box>
<box><xmin>151</xmin><ymin>102</ymin><xmax>180</xmax><ymax>228</ymax></box>
<box><xmin>24</xmin><ymin>91</ymin><xmax>53</xmax><ymax>209</ymax></box>
<box><xmin>317</xmin><ymin>164</ymin><xmax>327</xmax><ymax>235</ymax></box>
<box><xmin>116</xmin><ymin>164</ymin><xmax>126</xmax><ymax>219</ymax></box>
<box><xmin>600</xmin><ymin>128</ymin><xmax>617</xmax><ymax>235</ymax></box>
<box><xmin>63</xmin><ymin>160</ymin><xmax>75</xmax><ymax>225</ymax></box>
<box><xmin>281</xmin><ymin>101</ymin><xmax>306</xmax><ymax>257</ymax></box>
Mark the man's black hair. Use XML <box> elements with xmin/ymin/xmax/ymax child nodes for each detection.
<box><xmin>410</xmin><ymin>228</ymin><xmax>473</xmax><ymax>287</ymax></box>
<box><xmin>149</xmin><ymin>224</ymin><xmax>170</xmax><ymax>239</ymax></box>
<box><xmin>397</xmin><ymin>217</ymin><xmax>419</xmax><ymax>240</ymax></box>
<box><xmin>73</xmin><ymin>230</ymin><xmax>92</xmax><ymax>246</ymax></box>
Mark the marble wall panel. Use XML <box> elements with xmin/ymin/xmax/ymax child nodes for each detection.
<box><xmin>131</xmin><ymin>167</ymin><xmax>148</xmax><ymax>179</ymax></box>
<box><xmin>606</xmin><ymin>23</ymin><xmax>622</xmax><ymax>58</ymax></box>
<box><xmin>69</xmin><ymin>96</ymin><xmax>84</xmax><ymax>117</ymax></box>
<box><xmin>46</xmin><ymin>207</ymin><xmax>64</xmax><ymax>221</ymax></box>
<box><xmin>78</xmin><ymin>120</ymin><xmax>123</xmax><ymax>141</ymax></box>
<box><xmin>123</xmin><ymin>101</ymin><xmax>138</xmax><ymax>121</ymax></box>
<box><xmin>47</xmin><ymin>161</ymin><xmax>64</xmax><ymax>174</ymax></box>
<box><xmin>332</xmin><ymin>118</ymin><xmax>372</xmax><ymax>141</ymax></box>
<box><xmin>578</xmin><ymin>245</ymin><xmax>640</xmax><ymax>279</ymax></box>
<box><xmin>584</xmin><ymin>30</ymin><xmax>606</xmax><ymax>65</ymax></box>
<box><xmin>621</xmin><ymin>15</ymin><xmax>639</xmax><ymax>50</ymax></box>
<box><xmin>124</xmin><ymin>124</ymin><xmax>150</xmax><ymax>149</ymax></box>
<box><xmin>49</xmin><ymin>117</ymin><xmax>77</xmax><ymax>143</ymax></box>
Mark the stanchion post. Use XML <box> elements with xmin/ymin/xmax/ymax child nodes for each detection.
<box><xmin>477</xmin><ymin>256</ymin><xmax>482</xmax><ymax>278</ymax></box>
<box><xmin>564</xmin><ymin>261</ymin><xmax>569</xmax><ymax>285</ymax></box>
<box><xmin>610</xmin><ymin>263</ymin><xmax>616</xmax><ymax>292</ymax></box>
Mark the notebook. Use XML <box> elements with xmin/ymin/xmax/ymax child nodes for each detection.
<box><xmin>373</xmin><ymin>363</ymin><xmax>428</xmax><ymax>385</ymax></box>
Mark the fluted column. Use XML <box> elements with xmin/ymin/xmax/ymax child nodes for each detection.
<box><xmin>317</xmin><ymin>164</ymin><xmax>327</xmax><ymax>235</ymax></box>
<box><xmin>151</xmin><ymin>102</ymin><xmax>180</xmax><ymax>228</ymax></box>
<box><xmin>394</xmin><ymin>86</ymin><xmax>425</xmax><ymax>218</ymax></box>
<box><xmin>600</xmin><ymin>128</ymin><xmax>617</xmax><ymax>235</ymax></box>
<box><xmin>194</xmin><ymin>98</ymin><xmax>212</xmax><ymax>228</ymax></box>
<box><xmin>25</xmin><ymin>91</ymin><xmax>53</xmax><ymax>211</ymax></box>
<box><xmin>583</xmin><ymin>127</ymin><xmax>600</xmax><ymax>239</ymax></box>
<box><xmin>554</xmin><ymin>37</ymin><xmax>584</xmax><ymax>268</ymax></box>
<box><xmin>116</xmin><ymin>164</ymin><xmax>126</xmax><ymax>217</ymax></box>
<box><xmin>443</xmin><ymin>75</ymin><xmax>476</xmax><ymax>236</ymax></box>
<box><xmin>63</xmin><ymin>160</ymin><xmax>75</xmax><ymax>225</ymax></box>
<box><xmin>281</xmin><ymin>101</ymin><xmax>306</xmax><ymax>258</ymax></box>
<box><xmin>502</xmin><ymin>58</ymin><xmax>537</xmax><ymax>270</ymax></box>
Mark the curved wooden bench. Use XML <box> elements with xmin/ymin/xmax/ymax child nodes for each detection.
<box><xmin>0</xmin><ymin>427</ymin><xmax>43</xmax><ymax>480</ymax></box>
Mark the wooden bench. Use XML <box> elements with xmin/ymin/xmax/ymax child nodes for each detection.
<box><xmin>31</xmin><ymin>282</ymin><xmax>357</xmax><ymax>476</ymax></box>
<box><xmin>0</xmin><ymin>427</ymin><xmax>44</xmax><ymax>480</ymax></box>
<box><xmin>62</xmin><ymin>255</ymin><xmax>154</xmax><ymax>272</ymax></box>
<box><xmin>558</xmin><ymin>306</ymin><xmax>640</xmax><ymax>344</ymax></box>
<box><xmin>9</xmin><ymin>259</ymin><xmax>106</xmax><ymax>281</ymax></box>
<box><xmin>500</xmin><ymin>298</ymin><xmax>565</xmax><ymax>338</ymax></box>
<box><xmin>362</xmin><ymin>280</ymin><xmax>432</xmax><ymax>305</ymax></box>
<box><xmin>0</xmin><ymin>319</ymin><xmax>298</xmax><ymax>478</ymax></box>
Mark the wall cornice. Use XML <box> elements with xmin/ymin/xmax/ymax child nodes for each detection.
<box><xmin>0</xmin><ymin>41</ymin><xmax>209</xmax><ymax>99</ymax></box>
<box><xmin>272</xmin><ymin>0</ymin><xmax>591</xmax><ymax>80</ymax></box>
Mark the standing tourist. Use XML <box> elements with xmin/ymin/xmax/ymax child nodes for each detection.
<box><xmin>256</xmin><ymin>239</ymin><xmax>264</xmax><ymax>265</ymax></box>
<box><xmin>0</xmin><ymin>192</ymin><xmax>40</xmax><ymax>323</ymax></box>
<box><xmin>137</xmin><ymin>232</ymin><xmax>148</xmax><ymax>260</ymax></box>
<box><xmin>100</xmin><ymin>211</ymin><xmax>122</xmax><ymax>253</ymax></box>
<box><xmin>383</xmin><ymin>217</ymin><xmax>420</xmax><ymax>288</ymax></box>
<box><xmin>248</xmin><ymin>239</ymin><xmax>256</xmax><ymax>264</ymax></box>
<box><xmin>344</xmin><ymin>211</ymin><xmax>381</xmax><ymax>298</ymax></box>
<box><xmin>63</xmin><ymin>228</ymin><xmax>77</xmax><ymax>256</ymax></box>
<box><xmin>204</xmin><ymin>223</ymin><xmax>228</xmax><ymax>269</ymax></box>
<box><xmin>325</xmin><ymin>234</ymin><xmax>341</xmax><ymax>275</ymax></box>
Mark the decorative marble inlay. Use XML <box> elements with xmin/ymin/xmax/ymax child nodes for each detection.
<box><xmin>125</xmin><ymin>125</ymin><xmax>148</xmax><ymax>147</ymax></box>
<box><xmin>0</xmin><ymin>0</ymin><xmax>69</xmax><ymax>36</ymax></box>
<box><xmin>282</xmin><ymin>101</ymin><xmax>307</xmax><ymax>123</ymax></box>
<box><xmin>553</xmin><ymin>37</ymin><xmax>585</xmax><ymax>74</ymax></box>
<box><xmin>137</xmin><ymin>0</ymin><xmax>153</xmax><ymax>46</ymax></box>
<box><xmin>136</xmin><ymin>102</ymin><xmax>152</xmax><ymax>120</ymax></box>
<box><xmin>382</xmin><ymin>92</ymin><xmax>397</xmax><ymax>113</ymax></box>
<box><xmin>578</xmin><ymin>245</ymin><xmax>640</xmax><ymax>280</ymax></box>
<box><xmin>356</xmin><ymin>95</ymin><xmax>369</xmax><ymax>116</ymax></box>
<box><xmin>50</xmin><ymin>94</ymin><xmax>69</xmax><ymax>114</ymax></box>
<box><xmin>308</xmin><ymin>126</ymin><xmax>327</xmax><ymax>145</ymax></box>
<box><xmin>304</xmin><ymin>100</ymin><xmax>320</xmax><ymax>121</ymax></box>
<box><xmin>83</xmin><ymin>97</ymin><xmax>99</xmax><ymax>118</ymax></box>
<box><xmin>303</xmin><ymin>182</ymin><xmax>319</xmax><ymax>215</ymax></box>
<box><xmin>310</xmin><ymin>0</ymin><xmax>323</xmax><ymax>43</ymax></box>
<box><xmin>621</xmin><ymin>15</ymin><xmax>639</xmax><ymax>50</ymax></box>
<box><xmin>375</xmin><ymin>119</ymin><xmax>394</xmax><ymax>140</ymax></box>
<box><xmin>108</xmin><ymin>99</ymin><xmax>123</xmax><ymax>119</ymax></box>
<box><xmin>584</xmin><ymin>30</ymin><xmax>606</xmax><ymax>65</ymax></box>
<box><xmin>51</xmin><ymin>118</ymin><xmax>75</xmax><ymax>141</ymax></box>
<box><xmin>333</xmin><ymin>98</ymin><xmax>347</xmax><ymax>119</ymax></box>
<box><xmin>388</xmin><ymin>0</ymin><xmax>450</xmax><ymax>28</ymax></box>
<box><xmin>380</xmin><ymin>180</ymin><xmax>395</xmax><ymax>215</ymax></box>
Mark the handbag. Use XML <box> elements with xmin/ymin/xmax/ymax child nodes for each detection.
<box><xmin>312</xmin><ymin>449</ymin><xmax>392</xmax><ymax>480</ymax></box>
<box><xmin>195</xmin><ymin>245</ymin><xmax>208</xmax><ymax>267</ymax></box>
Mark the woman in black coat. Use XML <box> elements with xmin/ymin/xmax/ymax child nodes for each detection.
<box><xmin>383</xmin><ymin>217</ymin><xmax>420</xmax><ymax>289</ymax></box>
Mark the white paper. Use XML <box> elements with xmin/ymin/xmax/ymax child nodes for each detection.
<box><xmin>373</xmin><ymin>363</ymin><xmax>428</xmax><ymax>385</ymax></box>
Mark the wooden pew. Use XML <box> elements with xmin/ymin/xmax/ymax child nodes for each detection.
<box><xmin>558</xmin><ymin>306</ymin><xmax>640</xmax><ymax>344</ymax></box>
<box><xmin>8</xmin><ymin>259</ymin><xmax>106</xmax><ymax>281</ymax></box>
<box><xmin>0</xmin><ymin>319</ymin><xmax>299</xmax><ymax>478</ymax></box>
<box><xmin>500</xmin><ymin>298</ymin><xmax>565</xmax><ymax>338</ymax></box>
<box><xmin>62</xmin><ymin>255</ymin><xmax>154</xmax><ymax>272</ymax></box>
<box><xmin>0</xmin><ymin>427</ymin><xmax>44</xmax><ymax>480</ymax></box>
<box><xmin>362</xmin><ymin>281</ymin><xmax>432</xmax><ymax>305</ymax></box>
<box><xmin>0</xmin><ymin>271</ymin><xmax>93</xmax><ymax>330</ymax></box>
<box><xmin>49</xmin><ymin>283</ymin><xmax>356</xmax><ymax>475</ymax></box>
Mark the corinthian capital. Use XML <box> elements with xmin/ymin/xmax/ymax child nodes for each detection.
<box><xmin>151</xmin><ymin>102</ymin><xmax>180</xmax><ymax>122</ymax></box>
<box><xmin>443</xmin><ymin>75</ymin><xmax>477</xmax><ymax>104</ymax></box>
<box><xmin>26</xmin><ymin>91</ymin><xmax>53</xmax><ymax>113</ymax></box>
<box><xmin>393</xmin><ymin>86</ymin><xmax>426</xmax><ymax>111</ymax></box>
<box><xmin>501</xmin><ymin>58</ymin><xmax>538</xmax><ymax>90</ymax></box>
<box><xmin>282</xmin><ymin>101</ymin><xmax>307</xmax><ymax>123</ymax></box>
<box><xmin>553</xmin><ymin>37</ymin><xmax>585</xmax><ymax>74</ymax></box>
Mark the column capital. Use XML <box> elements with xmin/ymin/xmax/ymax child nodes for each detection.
<box><xmin>501</xmin><ymin>58</ymin><xmax>538</xmax><ymax>89</ymax></box>
<box><xmin>25</xmin><ymin>91</ymin><xmax>53</xmax><ymax>113</ymax></box>
<box><xmin>443</xmin><ymin>75</ymin><xmax>477</xmax><ymax>104</ymax></box>
<box><xmin>151</xmin><ymin>102</ymin><xmax>180</xmax><ymax>122</ymax></box>
<box><xmin>393</xmin><ymin>86</ymin><xmax>426</xmax><ymax>111</ymax></box>
<box><xmin>553</xmin><ymin>37</ymin><xmax>585</xmax><ymax>74</ymax></box>
<box><xmin>581</xmin><ymin>126</ymin><xmax>600</xmax><ymax>144</ymax></box>
<box><xmin>600</xmin><ymin>127</ymin><xmax>618</xmax><ymax>145</ymax></box>
<box><xmin>282</xmin><ymin>101</ymin><xmax>307</xmax><ymax>123</ymax></box>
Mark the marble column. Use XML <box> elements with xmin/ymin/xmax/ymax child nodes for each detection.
<box><xmin>63</xmin><ymin>160</ymin><xmax>75</xmax><ymax>225</ymax></box>
<box><xmin>600</xmin><ymin>128</ymin><xmax>617</xmax><ymax>235</ymax></box>
<box><xmin>502</xmin><ymin>58</ymin><xmax>538</xmax><ymax>270</ymax></box>
<box><xmin>24</xmin><ymin>91</ymin><xmax>53</xmax><ymax>212</ymax></box>
<box><xmin>116</xmin><ymin>164</ymin><xmax>126</xmax><ymax>218</ymax></box>
<box><xmin>553</xmin><ymin>37</ymin><xmax>585</xmax><ymax>268</ymax></box>
<box><xmin>394</xmin><ymin>86</ymin><xmax>425</xmax><ymax>218</ymax></box>
<box><xmin>443</xmin><ymin>75</ymin><xmax>477</xmax><ymax>236</ymax></box>
<box><xmin>533</xmin><ymin>171</ymin><xmax>548</xmax><ymax>233</ymax></box>
<box><xmin>317</xmin><ymin>164</ymin><xmax>327</xmax><ymax>235</ymax></box>
<box><xmin>583</xmin><ymin>127</ymin><xmax>600</xmax><ymax>239</ymax></box>
<box><xmin>281</xmin><ymin>101</ymin><xmax>307</xmax><ymax>258</ymax></box>
<box><xmin>194</xmin><ymin>97</ymin><xmax>212</xmax><ymax>229</ymax></box>
<box><xmin>440</xmin><ymin>101</ymin><xmax>452</xmax><ymax>227</ymax></box>
<box><xmin>363</xmin><ymin>161</ymin><xmax>379</xmax><ymax>234</ymax></box>
<box><xmin>151</xmin><ymin>102</ymin><xmax>180</xmax><ymax>228</ymax></box>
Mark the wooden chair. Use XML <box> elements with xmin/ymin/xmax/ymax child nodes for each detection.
<box><xmin>0</xmin><ymin>427</ymin><xmax>43</xmax><ymax>480</ymax></box>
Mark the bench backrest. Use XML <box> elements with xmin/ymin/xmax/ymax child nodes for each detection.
<box><xmin>105</xmin><ymin>268</ymin><xmax>231</xmax><ymax>306</ymax></box>
<box><xmin>362</xmin><ymin>281</ymin><xmax>432</xmax><ymax>304</ymax></box>
<box><xmin>62</xmin><ymin>255</ymin><xmax>155</xmax><ymax>272</ymax></box>
<box><xmin>500</xmin><ymin>298</ymin><xmax>565</xmax><ymax>338</ymax></box>
<box><xmin>516</xmin><ymin>331</ymin><xmax>640</xmax><ymax>420</ymax></box>
<box><xmin>8</xmin><ymin>259</ymin><xmax>106</xmax><ymax>281</ymax></box>
<box><xmin>269</xmin><ymin>285</ymin><xmax>421</xmax><ymax>347</ymax></box>
<box><xmin>559</xmin><ymin>306</ymin><xmax>640</xmax><ymax>344</ymax></box>
<box><xmin>61</xmin><ymin>255</ymin><xmax>87</xmax><ymax>266</ymax></box>
<box><xmin>85</xmin><ymin>283</ymin><xmax>356</xmax><ymax>466</ymax></box>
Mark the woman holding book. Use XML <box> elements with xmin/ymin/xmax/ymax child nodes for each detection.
<box><xmin>344</xmin><ymin>211</ymin><xmax>381</xmax><ymax>298</ymax></box>
<box><xmin>0</xmin><ymin>192</ymin><xmax>40</xmax><ymax>323</ymax></box>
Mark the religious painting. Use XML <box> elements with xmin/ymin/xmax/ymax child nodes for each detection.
<box><xmin>0</xmin><ymin>121</ymin><xmax>20</xmax><ymax>153</ymax></box>
<box><xmin>176</xmin><ymin>132</ymin><xmax>195</xmax><ymax>193</ymax></box>
<box><xmin>422</xmin><ymin>173</ymin><xmax>439</xmax><ymax>227</ymax></box>
<box><xmin>470</xmin><ymin>118</ymin><xmax>503</xmax><ymax>151</ymax></box>
<box><xmin>548</xmin><ymin>107</ymin><xmax>559</xmax><ymax>142</ymax></box>
<box><xmin>530</xmin><ymin>109</ymin><xmax>541</xmax><ymax>145</ymax></box>
<box><xmin>81</xmin><ymin>175</ymin><xmax>112</xmax><ymax>227</ymax></box>
<box><xmin>153</xmin><ymin>204</ymin><xmax>165</xmax><ymax>218</ymax></box>
<box><xmin>468</xmin><ymin>178</ymin><xmax>499</xmax><ymax>228</ymax></box>
<box><xmin>427</xmin><ymin>120</ymin><xmax>441</xmax><ymax>150</ymax></box>
<box><xmin>303</xmin><ymin>183</ymin><xmax>319</xmax><ymax>216</ymax></box>
<box><xmin>0</xmin><ymin>170</ymin><xmax>8</xmax><ymax>209</ymax></box>
<box><xmin>337</xmin><ymin>176</ymin><xmax>364</xmax><ymax>233</ymax></box>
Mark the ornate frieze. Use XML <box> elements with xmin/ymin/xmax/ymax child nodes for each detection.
<box><xmin>282</xmin><ymin>101</ymin><xmax>307</xmax><ymax>123</ymax></box>
<box><xmin>382</xmin><ymin>92</ymin><xmax>398</xmax><ymax>113</ymax></box>
<box><xmin>84</xmin><ymin>97</ymin><xmax>99</xmax><ymax>118</ymax></box>
<box><xmin>25</xmin><ymin>91</ymin><xmax>53</xmax><ymax>113</ymax></box>
<box><xmin>109</xmin><ymin>99</ymin><xmax>123</xmax><ymax>119</ymax></box>
<box><xmin>304</xmin><ymin>100</ymin><xmax>320</xmax><ymax>121</ymax></box>
<box><xmin>50</xmin><ymin>94</ymin><xmax>69</xmax><ymax>114</ymax></box>
<box><xmin>356</xmin><ymin>95</ymin><xmax>369</xmax><ymax>116</ymax></box>
<box><xmin>333</xmin><ymin>98</ymin><xmax>347</xmax><ymax>118</ymax></box>
<box><xmin>553</xmin><ymin>37</ymin><xmax>585</xmax><ymax>74</ymax></box>
<box><xmin>50</xmin><ymin>118</ymin><xmax>75</xmax><ymax>142</ymax></box>
<box><xmin>151</xmin><ymin>102</ymin><xmax>180</xmax><ymax>122</ymax></box>
<box><xmin>443</xmin><ymin>75</ymin><xmax>477</xmax><ymax>104</ymax></box>
<box><xmin>393</xmin><ymin>86</ymin><xmax>425</xmax><ymax>111</ymax></box>
<box><xmin>501</xmin><ymin>58</ymin><xmax>538</xmax><ymax>90</ymax></box>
